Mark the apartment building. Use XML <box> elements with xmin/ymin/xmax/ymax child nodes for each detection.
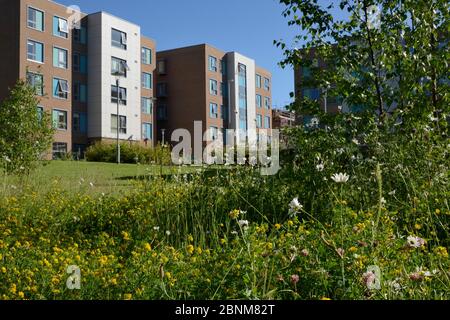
<box><xmin>155</xmin><ymin>44</ymin><xmax>272</xmax><ymax>149</ymax></box>
<box><xmin>0</xmin><ymin>0</ymin><xmax>156</xmax><ymax>159</ymax></box>
<box><xmin>293</xmin><ymin>47</ymin><xmax>343</xmax><ymax>126</ymax></box>
<box><xmin>272</xmin><ymin>109</ymin><xmax>296</xmax><ymax>129</ymax></box>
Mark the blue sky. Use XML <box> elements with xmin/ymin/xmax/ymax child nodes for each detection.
<box><xmin>57</xmin><ymin>0</ymin><xmax>300</xmax><ymax>109</ymax></box>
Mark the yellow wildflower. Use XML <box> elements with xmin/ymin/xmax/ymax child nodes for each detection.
<box><xmin>18</xmin><ymin>292</ymin><xmax>24</xmax><ymax>299</ymax></box>
<box><xmin>434</xmin><ymin>247</ymin><xmax>448</xmax><ymax>258</ymax></box>
<box><xmin>9</xmin><ymin>284</ymin><xmax>16</xmax><ymax>295</ymax></box>
<box><xmin>123</xmin><ymin>293</ymin><xmax>132</xmax><ymax>300</ymax></box>
<box><xmin>144</xmin><ymin>243</ymin><xmax>152</xmax><ymax>252</ymax></box>
<box><xmin>229</xmin><ymin>209</ymin><xmax>241</xmax><ymax>219</ymax></box>
<box><xmin>274</xmin><ymin>224</ymin><xmax>281</xmax><ymax>230</ymax></box>
<box><xmin>186</xmin><ymin>245</ymin><xmax>194</xmax><ymax>255</ymax></box>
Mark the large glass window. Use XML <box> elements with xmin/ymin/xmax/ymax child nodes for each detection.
<box><xmin>111</xmin><ymin>115</ymin><xmax>127</xmax><ymax>134</ymax></box>
<box><xmin>26</xmin><ymin>72</ymin><xmax>43</xmax><ymax>96</ymax></box>
<box><xmin>27</xmin><ymin>40</ymin><xmax>44</xmax><ymax>63</ymax></box>
<box><xmin>73</xmin><ymin>26</ymin><xmax>87</xmax><ymax>44</ymax></box>
<box><xmin>142</xmin><ymin>47</ymin><xmax>152</xmax><ymax>65</ymax></box>
<box><xmin>28</xmin><ymin>7</ymin><xmax>44</xmax><ymax>31</ymax></box>
<box><xmin>208</xmin><ymin>56</ymin><xmax>217</xmax><ymax>72</ymax></box>
<box><xmin>53</xmin><ymin>16</ymin><xmax>68</xmax><ymax>38</ymax></box>
<box><xmin>111</xmin><ymin>57</ymin><xmax>128</xmax><ymax>77</ymax></box>
<box><xmin>257</xmin><ymin>114</ymin><xmax>262</xmax><ymax>128</ymax></box>
<box><xmin>264</xmin><ymin>97</ymin><xmax>271</xmax><ymax>109</ymax></box>
<box><xmin>238</xmin><ymin>63</ymin><xmax>248</xmax><ymax>131</ymax></box>
<box><xmin>264</xmin><ymin>77</ymin><xmax>270</xmax><ymax>91</ymax></box>
<box><xmin>209</xmin><ymin>126</ymin><xmax>218</xmax><ymax>141</ymax></box>
<box><xmin>256</xmin><ymin>74</ymin><xmax>262</xmax><ymax>88</ymax></box>
<box><xmin>210</xmin><ymin>103</ymin><xmax>218</xmax><ymax>119</ymax></box>
<box><xmin>221</xmin><ymin>105</ymin><xmax>228</xmax><ymax>121</ymax></box>
<box><xmin>111</xmin><ymin>85</ymin><xmax>127</xmax><ymax>105</ymax></box>
<box><xmin>221</xmin><ymin>60</ymin><xmax>227</xmax><ymax>75</ymax></box>
<box><xmin>302</xmin><ymin>88</ymin><xmax>320</xmax><ymax>100</ymax></box>
<box><xmin>209</xmin><ymin>79</ymin><xmax>218</xmax><ymax>95</ymax></box>
<box><xmin>256</xmin><ymin>94</ymin><xmax>262</xmax><ymax>108</ymax></box>
<box><xmin>141</xmin><ymin>97</ymin><xmax>153</xmax><ymax>114</ymax></box>
<box><xmin>53</xmin><ymin>78</ymin><xmax>69</xmax><ymax>99</ymax></box>
<box><xmin>52</xmin><ymin>142</ymin><xmax>67</xmax><ymax>160</ymax></box>
<box><xmin>53</xmin><ymin>47</ymin><xmax>68</xmax><ymax>69</ymax></box>
<box><xmin>142</xmin><ymin>123</ymin><xmax>153</xmax><ymax>140</ymax></box>
<box><xmin>111</xmin><ymin>28</ymin><xmax>127</xmax><ymax>50</ymax></box>
<box><xmin>73</xmin><ymin>82</ymin><xmax>87</xmax><ymax>103</ymax></box>
<box><xmin>73</xmin><ymin>112</ymin><xmax>87</xmax><ymax>133</ymax></box>
<box><xmin>142</xmin><ymin>72</ymin><xmax>152</xmax><ymax>89</ymax></box>
<box><xmin>52</xmin><ymin>109</ymin><xmax>68</xmax><ymax>130</ymax></box>
<box><xmin>157</xmin><ymin>83</ymin><xmax>168</xmax><ymax>97</ymax></box>
<box><xmin>264</xmin><ymin>116</ymin><xmax>271</xmax><ymax>129</ymax></box>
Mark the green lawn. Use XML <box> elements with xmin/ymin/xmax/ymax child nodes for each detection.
<box><xmin>1</xmin><ymin>161</ymin><xmax>199</xmax><ymax>195</ymax></box>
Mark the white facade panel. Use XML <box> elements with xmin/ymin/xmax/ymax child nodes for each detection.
<box><xmin>87</xmin><ymin>12</ymin><xmax>142</xmax><ymax>141</ymax></box>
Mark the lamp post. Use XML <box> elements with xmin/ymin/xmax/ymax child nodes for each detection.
<box><xmin>116</xmin><ymin>78</ymin><xmax>121</xmax><ymax>164</ymax></box>
<box><xmin>114</xmin><ymin>61</ymin><xmax>130</xmax><ymax>165</ymax></box>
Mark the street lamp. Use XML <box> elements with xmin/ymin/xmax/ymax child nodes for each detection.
<box><xmin>113</xmin><ymin>60</ymin><xmax>130</xmax><ymax>164</ymax></box>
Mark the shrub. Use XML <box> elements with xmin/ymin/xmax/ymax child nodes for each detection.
<box><xmin>85</xmin><ymin>142</ymin><xmax>172</xmax><ymax>165</ymax></box>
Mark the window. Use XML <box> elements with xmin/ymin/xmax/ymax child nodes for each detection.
<box><xmin>53</xmin><ymin>47</ymin><xmax>68</xmax><ymax>69</ymax></box>
<box><xmin>256</xmin><ymin>94</ymin><xmax>262</xmax><ymax>108</ymax></box>
<box><xmin>302</xmin><ymin>66</ymin><xmax>311</xmax><ymax>79</ymax></box>
<box><xmin>52</xmin><ymin>109</ymin><xmax>68</xmax><ymax>130</ymax></box>
<box><xmin>111</xmin><ymin>57</ymin><xmax>128</xmax><ymax>77</ymax></box>
<box><xmin>73</xmin><ymin>27</ymin><xmax>87</xmax><ymax>44</ymax></box>
<box><xmin>142</xmin><ymin>123</ymin><xmax>153</xmax><ymax>140</ymax></box>
<box><xmin>221</xmin><ymin>60</ymin><xmax>227</xmax><ymax>75</ymax></box>
<box><xmin>111</xmin><ymin>85</ymin><xmax>127</xmax><ymax>105</ymax></box>
<box><xmin>141</xmin><ymin>97</ymin><xmax>153</xmax><ymax>114</ymax></box>
<box><xmin>73</xmin><ymin>112</ymin><xmax>87</xmax><ymax>133</ymax></box>
<box><xmin>37</xmin><ymin>106</ymin><xmax>44</xmax><ymax>122</ymax></box>
<box><xmin>28</xmin><ymin>7</ymin><xmax>44</xmax><ymax>31</ymax></box>
<box><xmin>257</xmin><ymin>114</ymin><xmax>262</xmax><ymax>128</ymax></box>
<box><xmin>27</xmin><ymin>40</ymin><xmax>44</xmax><ymax>63</ymax></box>
<box><xmin>264</xmin><ymin>97</ymin><xmax>271</xmax><ymax>109</ymax></box>
<box><xmin>264</xmin><ymin>116</ymin><xmax>271</xmax><ymax>129</ymax></box>
<box><xmin>111</xmin><ymin>28</ymin><xmax>127</xmax><ymax>50</ymax></box>
<box><xmin>111</xmin><ymin>115</ymin><xmax>127</xmax><ymax>134</ymax></box>
<box><xmin>209</xmin><ymin>79</ymin><xmax>218</xmax><ymax>95</ymax></box>
<box><xmin>221</xmin><ymin>105</ymin><xmax>228</xmax><ymax>121</ymax></box>
<box><xmin>157</xmin><ymin>83</ymin><xmax>168</xmax><ymax>97</ymax></box>
<box><xmin>209</xmin><ymin>126</ymin><xmax>218</xmax><ymax>141</ymax></box>
<box><xmin>73</xmin><ymin>82</ymin><xmax>87</xmax><ymax>102</ymax></box>
<box><xmin>52</xmin><ymin>142</ymin><xmax>67</xmax><ymax>160</ymax></box>
<box><xmin>142</xmin><ymin>47</ymin><xmax>152</xmax><ymax>65</ymax></box>
<box><xmin>220</xmin><ymin>82</ymin><xmax>228</xmax><ymax>96</ymax></box>
<box><xmin>209</xmin><ymin>56</ymin><xmax>217</xmax><ymax>72</ymax></box>
<box><xmin>73</xmin><ymin>53</ymin><xmax>87</xmax><ymax>73</ymax></box>
<box><xmin>210</xmin><ymin>103</ymin><xmax>218</xmax><ymax>119</ymax></box>
<box><xmin>158</xmin><ymin>105</ymin><xmax>168</xmax><ymax>121</ymax></box>
<box><xmin>157</xmin><ymin>60</ymin><xmax>166</xmax><ymax>75</ymax></box>
<box><xmin>256</xmin><ymin>74</ymin><xmax>262</xmax><ymax>88</ymax></box>
<box><xmin>73</xmin><ymin>144</ymin><xmax>87</xmax><ymax>159</ymax></box>
<box><xmin>302</xmin><ymin>88</ymin><xmax>320</xmax><ymax>100</ymax></box>
<box><xmin>53</xmin><ymin>16</ymin><xmax>68</xmax><ymax>38</ymax></box>
<box><xmin>264</xmin><ymin>77</ymin><xmax>270</xmax><ymax>91</ymax></box>
<box><xmin>27</xmin><ymin>72</ymin><xmax>44</xmax><ymax>96</ymax></box>
<box><xmin>142</xmin><ymin>72</ymin><xmax>152</xmax><ymax>89</ymax></box>
<box><xmin>53</xmin><ymin>78</ymin><xmax>69</xmax><ymax>99</ymax></box>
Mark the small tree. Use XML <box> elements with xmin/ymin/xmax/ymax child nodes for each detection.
<box><xmin>0</xmin><ymin>80</ymin><xmax>54</xmax><ymax>175</ymax></box>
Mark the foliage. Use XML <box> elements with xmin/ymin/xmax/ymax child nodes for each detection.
<box><xmin>85</xmin><ymin>142</ymin><xmax>172</xmax><ymax>166</ymax></box>
<box><xmin>0</xmin><ymin>167</ymin><xmax>448</xmax><ymax>300</ymax></box>
<box><xmin>0</xmin><ymin>80</ymin><xmax>54</xmax><ymax>175</ymax></box>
